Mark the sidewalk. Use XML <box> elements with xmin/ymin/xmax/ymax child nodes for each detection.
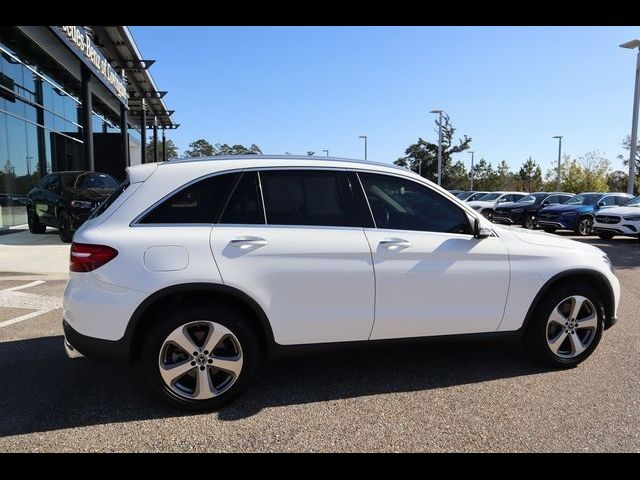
<box><xmin>0</xmin><ymin>227</ymin><xmax>70</xmax><ymax>278</ymax></box>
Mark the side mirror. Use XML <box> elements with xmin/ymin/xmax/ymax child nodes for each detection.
<box><xmin>474</xmin><ymin>217</ymin><xmax>492</xmax><ymax>239</ymax></box>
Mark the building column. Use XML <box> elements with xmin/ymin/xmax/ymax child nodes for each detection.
<box><xmin>80</xmin><ymin>65</ymin><xmax>94</xmax><ymax>171</ymax></box>
<box><xmin>120</xmin><ymin>102</ymin><xmax>130</xmax><ymax>170</ymax></box>
<box><xmin>162</xmin><ymin>128</ymin><xmax>167</xmax><ymax>162</ymax></box>
<box><xmin>153</xmin><ymin>116</ymin><xmax>158</xmax><ymax>163</ymax></box>
<box><xmin>140</xmin><ymin>99</ymin><xmax>147</xmax><ymax>164</ymax></box>
<box><xmin>34</xmin><ymin>75</ymin><xmax>47</xmax><ymax>176</ymax></box>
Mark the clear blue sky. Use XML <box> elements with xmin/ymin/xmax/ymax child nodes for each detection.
<box><xmin>130</xmin><ymin>26</ymin><xmax>640</xmax><ymax>174</ymax></box>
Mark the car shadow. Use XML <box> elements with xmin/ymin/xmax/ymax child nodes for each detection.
<box><xmin>0</xmin><ymin>334</ymin><xmax>551</xmax><ymax>436</ymax></box>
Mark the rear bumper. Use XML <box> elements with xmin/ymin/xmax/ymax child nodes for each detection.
<box><xmin>63</xmin><ymin>319</ymin><xmax>131</xmax><ymax>364</ymax></box>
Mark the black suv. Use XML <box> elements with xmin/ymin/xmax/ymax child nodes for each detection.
<box><xmin>26</xmin><ymin>171</ymin><xmax>119</xmax><ymax>242</ymax></box>
<box><xmin>492</xmin><ymin>192</ymin><xmax>574</xmax><ymax>229</ymax></box>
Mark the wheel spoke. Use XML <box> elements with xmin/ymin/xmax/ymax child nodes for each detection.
<box><xmin>159</xmin><ymin>359</ymin><xmax>194</xmax><ymax>385</ymax></box>
<box><xmin>195</xmin><ymin>367</ymin><xmax>216</xmax><ymax>399</ymax></box>
<box><xmin>165</xmin><ymin>326</ymin><xmax>198</xmax><ymax>355</ymax></box>
<box><xmin>210</xmin><ymin>355</ymin><xmax>243</xmax><ymax>376</ymax></box>
<box><xmin>548</xmin><ymin>330</ymin><xmax>568</xmax><ymax>355</ymax></box>
<box><xmin>576</xmin><ymin>312</ymin><xmax>598</xmax><ymax>330</ymax></box>
<box><xmin>548</xmin><ymin>307</ymin><xmax>568</xmax><ymax>327</ymax></box>
<box><xmin>568</xmin><ymin>331</ymin><xmax>586</xmax><ymax>356</ymax></box>
<box><xmin>569</xmin><ymin>296</ymin><xmax>586</xmax><ymax>321</ymax></box>
<box><xmin>203</xmin><ymin>323</ymin><xmax>232</xmax><ymax>354</ymax></box>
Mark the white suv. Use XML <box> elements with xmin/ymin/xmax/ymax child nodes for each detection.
<box><xmin>467</xmin><ymin>191</ymin><xmax>529</xmax><ymax>221</ymax></box>
<box><xmin>592</xmin><ymin>195</ymin><xmax>640</xmax><ymax>240</ymax></box>
<box><xmin>63</xmin><ymin>156</ymin><xmax>620</xmax><ymax>410</ymax></box>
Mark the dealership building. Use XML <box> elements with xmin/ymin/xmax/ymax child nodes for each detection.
<box><xmin>0</xmin><ymin>26</ymin><xmax>177</xmax><ymax>228</ymax></box>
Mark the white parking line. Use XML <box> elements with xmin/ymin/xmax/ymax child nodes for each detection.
<box><xmin>0</xmin><ymin>308</ymin><xmax>56</xmax><ymax>328</ymax></box>
<box><xmin>1</xmin><ymin>280</ymin><xmax>45</xmax><ymax>292</ymax></box>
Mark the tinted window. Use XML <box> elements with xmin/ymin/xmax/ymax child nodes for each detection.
<box><xmin>219</xmin><ymin>172</ymin><xmax>264</xmax><ymax>224</ymax></box>
<box><xmin>558</xmin><ymin>195</ymin><xmax>573</xmax><ymax>204</ymax></box>
<box><xmin>358</xmin><ymin>172</ymin><xmax>470</xmax><ymax>234</ymax></box>
<box><xmin>37</xmin><ymin>174</ymin><xmax>54</xmax><ymax>189</ymax></box>
<box><xmin>140</xmin><ymin>172</ymin><xmax>239</xmax><ymax>224</ymax></box>
<box><xmin>615</xmin><ymin>196</ymin><xmax>631</xmax><ymax>205</ymax></box>
<box><xmin>544</xmin><ymin>195</ymin><xmax>559</xmax><ymax>204</ymax></box>
<box><xmin>73</xmin><ymin>173</ymin><xmax>119</xmax><ymax>189</ymax></box>
<box><xmin>260</xmin><ymin>170</ymin><xmax>358</xmax><ymax>227</ymax></box>
<box><xmin>599</xmin><ymin>196</ymin><xmax>618</xmax><ymax>206</ymax></box>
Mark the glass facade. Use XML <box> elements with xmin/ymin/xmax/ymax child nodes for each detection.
<box><xmin>0</xmin><ymin>41</ymin><xmax>127</xmax><ymax>228</ymax></box>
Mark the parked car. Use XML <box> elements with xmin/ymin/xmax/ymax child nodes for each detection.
<box><xmin>467</xmin><ymin>191</ymin><xmax>528</xmax><ymax>221</ymax></box>
<box><xmin>592</xmin><ymin>195</ymin><xmax>640</xmax><ymax>240</ymax></box>
<box><xmin>62</xmin><ymin>156</ymin><xmax>620</xmax><ymax>411</ymax></box>
<box><xmin>456</xmin><ymin>191</ymin><xmax>478</xmax><ymax>200</ymax></box>
<box><xmin>26</xmin><ymin>171</ymin><xmax>119</xmax><ymax>242</ymax></box>
<box><xmin>493</xmin><ymin>192</ymin><xmax>575</xmax><ymax>229</ymax></box>
<box><xmin>461</xmin><ymin>191</ymin><xmax>489</xmax><ymax>202</ymax></box>
<box><xmin>538</xmin><ymin>192</ymin><xmax>634</xmax><ymax>236</ymax></box>
<box><xmin>448</xmin><ymin>189</ymin><xmax>464</xmax><ymax>196</ymax></box>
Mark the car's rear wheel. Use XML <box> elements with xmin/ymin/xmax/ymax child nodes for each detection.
<box><xmin>575</xmin><ymin>216</ymin><xmax>593</xmax><ymax>236</ymax></box>
<box><xmin>27</xmin><ymin>209</ymin><xmax>46</xmax><ymax>234</ymax></box>
<box><xmin>543</xmin><ymin>227</ymin><xmax>557</xmax><ymax>233</ymax></box>
<box><xmin>597</xmin><ymin>232</ymin><xmax>615</xmax><ymax>240</ymax></box>
<box><xmin>524</xmin><ymin>283</ymin><xmax>603</xmax><ymax>368</ymax></box>
<box><xmin>58</xmin><ymin>210</ymin><xmax>73</xmax><ymax>243</ymax></box>
<box><xmin>142</xmin><ymin>304</ymin><xmax>260</xmax><ymax>411</ymax></box>
<box><xmin>523</xmin><ymin>213</ymin><xmax>538</xmax><ymax>230</ymax></box>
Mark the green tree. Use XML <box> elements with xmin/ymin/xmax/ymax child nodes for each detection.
<box><xmin>618</xmin><ymin>135</ymin><xmax>640</xmax><ymax>172</ymax></box>
<box><xmin>214</xmin><ymin>143</ymin><xmax>262</xmax><ymax>155</ymax></box>
<box><xmin>184</xmin><ymin>139</ymin><xmax>215</xmax><ymax>157</ymax></box>
<box><xmin>579</xmin><ymin>150</ymin><xmax>611</xmax><ymax>192</ymax></box>
<box><xmin>145</xmin><ymin>137</ymin><xmax>179</xmax><ymax>162</ymax></box>
<box><xmin>443</xmin><ymin>160</ymin><xmax>469</xmax><ymax>190</ymax></box>
<box><xmin>394</xmin><ymin>114</ymin><xmax>472</xmax><ymax>184</ymax></box>
<box><xmin>472</xmin><ymin>159</ymin><xmax>498</xmax><ymax>190</ymax></box>
<box><xmin>496</xmin><ymin>160</ymin><xmax>514</xmax><ymax>190</ymax></box>
<box><xmin>519</xmin><ymin>157</ymin><xmax>542</xmax><ymax>192</ymax></box>
<box><xmin>607</xmin><ymin>170</ymin><xmax>628</xmax><ymax>192</ymax></box>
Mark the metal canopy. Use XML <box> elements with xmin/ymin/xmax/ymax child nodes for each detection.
<box><xmin>90</xmin><ymin>26</ymin><xmax>177</xmax><ymax>129</ymax></box>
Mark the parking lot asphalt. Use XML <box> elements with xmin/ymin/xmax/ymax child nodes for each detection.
<box><xmin>0</xmin><ymin>232</ymin><xmax>639</xmax><ymax>452</ymax></box>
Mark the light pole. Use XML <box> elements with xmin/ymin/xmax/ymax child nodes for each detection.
<box><xmin>358</xmin><ymin>135</ymin><xmax>367</xmax><ymax>161</ymax></box>
<box><xmin>430</xmin><ymin>110</ymin><xmax>444</xmax><ymax>185</ymax></box>
<box><xmin>552</xmin><ymin>136</ymin><xmax>563</xmax><ymax>191</ymax></box>
<box><xmin>322</xmin><ymin>149</ymin><xmax>329</xmax><ymax>157</ymax></box>
<box><xmin>621</xmin><ymin>39</ymin><xmax>640</xmax><ymax>195</ymax></box>
<box><xmin>468</xmin><ymin>151</ymin><xmax>474</xmax><ymax>190</ymax></box>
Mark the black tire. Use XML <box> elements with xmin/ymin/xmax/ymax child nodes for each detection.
<box><xmin>574</xmin><ymin>216</ymin><xmax>593</xmax><ymax>236</ymax></box>
<box><xmin>58</xmin><ymin>210</ymin><xmax>73</xmax><ymax>243</ymax></box>
<box><xmin>543</xmin><ymin>227</ymin><xmax>557</xmax><ymax>233</ymax></box>
<box><xmin>27</xmin><ymin>209</ymin><xmax>46</xmax><ymax>234</ymax></box>
<box><xmin>483</xmin><ymin>210</ymin><xmax>495</xmax><ymax>222</ymax></box>
<box><xmin>523</xmin><ymin>213</ymin><xmax>538</xmax><ymax>230</ymax></box>
<box><xmin>597</xmin><ymin>232</ymin><xmax>615</xmax><ymax>240</ymax></box>
<box><xmin>524</xmin><ymin>282</ymin><xmax>604</xmax><ymax>368</ymax></box>
<box><xmin>142</xmin><ymin>304</ymin><xmax>260</xmax><ymax>411</ymax></box>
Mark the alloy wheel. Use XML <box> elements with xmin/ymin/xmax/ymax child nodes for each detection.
<box><xmin>577</xmin><ymin>217</ymin><xmax>593</xmax><ymax>236</ymax></box>
<box><xmin>158</xmin><ymin>321</ymin><xmax>243</xmax><ymax>400</ymax></box>
<box><xmin>546</xmin><ymin>295</ymin><xmax>598</xmax><ymax>359</ymax></box>
<box><xmin>524</xmin><ymin>214</ymin><xmax>537</xmax><ymax>229</ymax></box>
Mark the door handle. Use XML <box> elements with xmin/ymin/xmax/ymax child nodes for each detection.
<box><xmin>379</xmin><ymin>238</ymin><xmax>412</xmax><ymax>249</ymax></box>
<box><xmin>229</xmin><ymin>236</ymin><xmax>268</xmax><ymax>247</ymax></box>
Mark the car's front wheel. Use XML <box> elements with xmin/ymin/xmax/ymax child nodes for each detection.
<box><xmin>142</xmin><ymin>304</ymin><xmax>260</xmax><ymax>411</ymax></box>
<box><xmin>27</xmin><ymin>209</ymin><xmax>46</xmax><ymax>234</ymax></box>
<box><xmin>524</xmin><ymin>283</ymin><xmax>603</xmax><ymax>368</ymax></box>
<box><xmin>523</xmin><ymin>213</ymin><xmax>538</xmax><ymax>230</ymax></box>
<box><xmin>597</xmin><ymin>232</ymin><xmax>614</xmax><ymax>240</ymax></box>
<box><xmin>58</xmin><ymin>210</ymin><xmax>73</xmax><ymax>243</ymax></box>
<box><xmin>575</xmin><ymin>216</ymin><xmax>593</xmax><ymax>236</ymax></box>
<box><xmin>483</xmin><ymin>209</ymin><xmax>495</xmax><ymax>222</ymax></box>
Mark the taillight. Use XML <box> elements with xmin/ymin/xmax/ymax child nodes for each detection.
<box><xmin>70</xmin><ymin>243</ymin><xmax>118</xmax><ymax>272</ymax></box>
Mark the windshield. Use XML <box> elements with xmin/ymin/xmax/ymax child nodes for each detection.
<box><xmin>466</xmin><ymin>192</ymin><xmax>488</xmax><ymax>201</ymax></box>
<box><xmin>61</xmin><ymin>172</ymin><xmax>119</xmax><ymax>189</ymax></box>
<box><xmin>623</xmin><ymin>195</ymin><xmax>640</xmax><ymax>207</ymax></box>
<box><xmin>456</xmin><ymin>191</ymin><xmax>473</xmax><ymax>200</ymax></box>
<box><xmin>477</xmin><ymin>193</ymin><xmax>501</xmax><ymax>201</ymax></box>
<box><xmin>518</xmin><ymin>193</ymin><xmax>548</xmax><ymax>204</ymax></box>
<box><xmin>565</xmin><ymin>193</ymin><xmax>601</xmax><ymax>205</ymax></box>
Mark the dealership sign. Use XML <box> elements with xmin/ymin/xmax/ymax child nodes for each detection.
<box><xmin>51</xmin><ymin>26</ymin><xmax>128</xmax><ymax>105</ymax></box>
